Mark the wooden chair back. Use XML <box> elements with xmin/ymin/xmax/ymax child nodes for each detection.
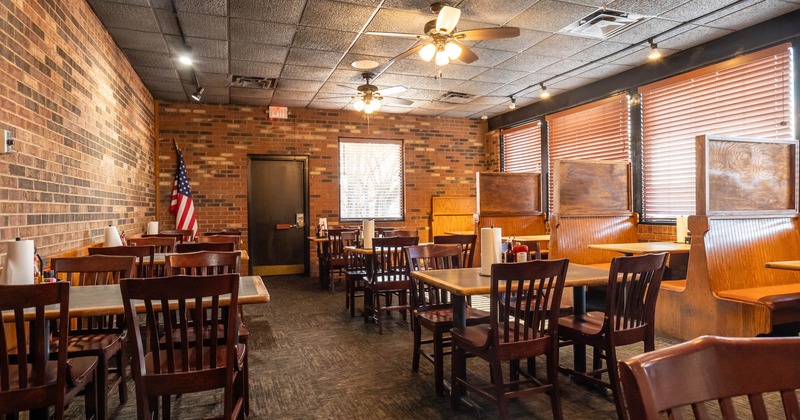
<box><xmin>120</xmin><ymin>274</ymin><xmax>244</xmax><ymax>419</ymax></box>
<box><xmin>372</xmin><ymin>236</ymin><xmax>420</xmax><ymax>282</ymax></box>
<box><xmin>406</xmin><ymin>244</ymin><xmax>462</xmax><ymax>312</ymax></box>
<box><xmin>328</xmin><ymin>228</ymin><xmax>355</xmax><ymax>265</ymax></box>
<box><xmin>204</xmin><ymin>229</ymin><xmax>242</xmax><ymax>236</ymax></box>
<box><xmin>433</xmin><ymin>234</ymin><xmax>477</xmax><ymax>268</ymax></box>
<box><xmin>165</xmin><ymin>251</ymin><xmax>240</xmax><ymax>276</ymax></box>
<box><xmin>0</xmin><ymin>282</ymin><xmax>71</xmax><ymax>417</ymax></box>
<box><xmin>619</xmin><ymin>335</ymin><xmax>800</xmax><ymax>420</ymax></box>
<box><xmin>383</xmin><ymin>229</ymin><xmax>418</xmax><ymax>238</ymax></box>
<box><xmin>176</xmin><ymin>242</ymin><xmax>235</xmax><ymax>253</ymax></box>
<box><xmin>89</xmin><ymin>245</ymin><xmax>155</xmax><ymax>278</ymax></box>
<box><xmin>129</xmin><ymin>236</ymin><xmax>176</xmax><ymax>253</ymax></box>
<box><xmin>159</xmin><ymin>229</ymin><xmax>195</xmax><ymax>242</ymax></box>
<box><xmin>604</xmin><ymin>253</ymin><xmax>667</xmax><ymax>339</ymax></box>
<box><xmin>198</xmin><ymin>234</ymin><xmax>241</xmax><ymax>250</ymax></box>
<box><xmin>490</xmin><ymin>259</ymin><xmax>568</xmax><ymax>355</ymax></box>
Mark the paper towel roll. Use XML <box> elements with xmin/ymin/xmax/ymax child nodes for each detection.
<box><xmin>480</xmin><ymin>227</ymin><xmax>502</xmax><ymax>276</ymax></box>
<box><xmin>1</xmin><ymin>239</ymin><xmax>35</xmax><ymax>285</ymax></box>
<box><xmin>146</xmin><ymin>221</ymin><xmax>159</xmax><ymax>235</ymax></box>
<box><xmin>676</xmin><ymin>216</ymin><xmax>688</xmax><ymax>243</ymax></box>
<box><xmin>363</xmin><ymin>220</ymin><xmax>375</xmax><ymax>249</ymax></box>
<box><xmin>105</xmin><ymin>225</ymin><xmax>123</xmax><ymax>247</ymax></box>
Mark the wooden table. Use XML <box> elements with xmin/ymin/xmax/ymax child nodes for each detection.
<box><xmin>503</xmin><ymin>235</ymin><xmax>550</xmax><ymax>242</ymax></box>
<box><xmin>444</xmin><ymin>230</ymin><xmax>476</xmax><ymax>236</ymax></box>
<box><xmin>411</xmin><ymin>264</ymin><xmax>609</xmax><ymax>371</ymax></box>
<box><xmin>309</xmin><ymin>236</ymin><xmax>332</xmax><ymax>289</ymax></box>
<box><xmin>587</xmin><ymin>241</ymin><xmax>690</xmax><ymax>255</ymax></box>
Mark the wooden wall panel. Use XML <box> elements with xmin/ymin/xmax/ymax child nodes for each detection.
<box><xmin>430</xmin><ymin>197</ymin><xmax>476</xmax><ymax>237</ymax></box>
<box><xmin>552</xmin><ymin>159</ymin><xmax>632</xmax><ymax>215</ymax></box>
<box><xmin>478</xmin><ymin>172</ymin><xmax>541</xmax><ymax>215</ymax></box>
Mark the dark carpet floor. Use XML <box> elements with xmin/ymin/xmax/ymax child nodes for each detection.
<box><xmin>62</xmin><ymin>275</ymin><xmax>790</xmax><ymax>419</ymax></box>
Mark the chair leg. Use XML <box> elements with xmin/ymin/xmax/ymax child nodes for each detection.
<box><xmin>412</xmin><ymin>319</ymin><xmax>422</xmax><ymax>372</ymax></box>
<box><xmin>450</xmin><ymin>344</ymin><xmax>464</xmax><ymax>409</ymax></box>
<box><xmin>82</xmin><ymin>367</ymin><xmax>98</xmax><ymax>420</ymax></box>
<box><xmin>96</xmin><ymin>355</ymin><xmax>109</xmax><ymax>420</ymax></box>
<box><xmin>117</xmin><ymin>345</ymin><xmax>128</xmax><ymax>405</ymax></box>
<box><xmin>606</xmin><ymin>345</ymin><xmax>625</xmax><ymax>420</ymax></box>
<box><xmin>433</xmin><ymin>330</ymin><xmax>445</xmax><ymax>397</ymax></box>
<box><xmin>491</xmin><ymin>357</ymin><xmax>508</xmax><ymax>420</ymax></box>
<box><xmin>547</xmin><ymin>351</ymin><xmax>563</xmax><ymax>420</ymax></box>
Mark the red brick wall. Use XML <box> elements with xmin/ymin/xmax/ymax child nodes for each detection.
<box><xmin>0</xmin><ymin>0</ymin><xmax>155</xmax><ymax>263</ymax></box>
<box><xmin>157</xmin><ymin>102</ymin><xmax>487</xmax><ymax>272</ymax></box>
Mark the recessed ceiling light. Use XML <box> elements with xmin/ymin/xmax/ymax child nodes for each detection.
<box><xmin>351</xmin><ymin>60</ymin><xmax>379</xmax><ymax>70</ymax></box>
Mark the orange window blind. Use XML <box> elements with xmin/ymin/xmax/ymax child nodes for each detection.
<box><xmin>502</xmin><ymin>120</ymin><xmax>542</xmax><ymax>173</ymax></box>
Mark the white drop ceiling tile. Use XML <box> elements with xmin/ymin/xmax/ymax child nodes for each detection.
<box><xmin>173</xmin><ymin>0</ymin><xmax>227</xmax><ymax>15</ymax></box>
<box><xmin>536</xmin><ymin>59</ymin><xmax>591</xmax><ymax>75</ymax></box>
<box><xmin>507</xmin><ymin>0</ymin><xmax>598</xmax><ymax>32</ymax></box>
<box><xmin>197</xmin><ymin>94</ymin><xmax>230</xmax><ymax>104</ymax></box>
<box><xmin>302</xmin><ymin>0</ymin><xmax>377</xmax><ymax>32</ymax></box>
<box><xmin>272</xmin><ymin>90</ymin><xmax>317</xmax><ymax>101</ymax></box>
<box><xmin>230</xmin><ymin>0</ymin><xmax>305</xmax><ymax>24</ymax></box>
<box><xmin>472</xmin><ymin>68</ymin><xmax>528</xmax><ymax>83</ymax></box>
<box><xmin>133</xmin><ymin>66</ymin><xmax>179</xmax><ymax>81</ymax></box>
<box><xmin>230</xmin><ymin>96</ymin><xmax>271</xmax><ymax>106</ymax></box>
<box><xmin>496</xmin><ymin>53</ymin><xmax>561</xmax><ymax>73</ymax></box>
<box><xmin>185</xmin><ymin>37</ymin><xmax>229</xmax><ymax>59</ymax></box>
<box><xmin>658</xmin><ymin>25</ymin><xmax>733</xmax><ymax>50</ymax></box>
<box><xmin>372</xmin><ymin>73</ymin><xmax>426</xmax><ymax>89</ymax></box>
<box><xmin>700</xmin><ymin>0</ymin><xmax>799</xmax><ymax>30</ymax></box>
<box><xmin>292</xmin><ymin>27</ymin><xmax>358</xmax><ymax>52</ymax></box>
<box><xmin>574</xmin><ymin>62</ymin><xmax>634</xmax><ymax>80</ymax></box>
<box><xmin>281</xmin><ymin>64</ymin><xmax>332</xmax><ymax>81</ymax></box>
<box><xmin>572</xmin><ymin>40</ymin><xmax>635</xmax><ymax>62</ymax></box>
<box><xmin>123</xmin><ymin>50</ymin><xmax>174</xmax><ymax>68</ymax></box>
<box><xmin>510</xmin><ymin>73</ymin><xmax>551</xmax><ymax>87</ymax></box>
<box><xmin>271</xmin><ymin>99</ymin><xmax>311</xmax><ymax>107</ymax></box>
<box><xmin>179</xmin><ymin>12</ymin><xmax>228</xmax><ymax>40</ymax></box>
<box><xmin>602</xmin><ymin>44</ymin><xmax>650</xmax><ymax>66</ymax></box>
<box><xmin>274</xmin><ymin>79</ymin><xmax>326</xmax><ymax>92</ymax></box>
<box><xmin>89</xmin><ymin>2</ymin><xmax>160</xmax><ymax>32</ymax></box>
<box><xmin>488</xmin><ymin>83</ymin><xmax>530</xmax><ymax>97</ymax></box>
<box><xmin>524</xmin><ymin>34</ymin><xmax>600</xmax><ymax>58</ymax></box>
<box><xmin>195</xmin><ymin>72</ymin><xmax>231</xmax><ymax>87</ymax></box>
<box><xmin>453</xmin><ymin>80</ymin><xmax>505</xmax><ymax>96</ymax></box>
<box><xmin>230</xmin><ymin>61</ymin><xmax>282</xmax><ymax>78</ymax></box>
<box><xmin>337</xmin><ymin>54</ymin><xmax>392</xmax><ymax>71</ymax></box>
<box><xmin>184</xmin><ymin>84</ymin><xmax>228</xmax><ymax>97</ymax></box>
<box><xmin>107</xmin><ymin>28</ymin><xmax>169</xmax><ymax>53</ymax></box>
<box><xmin>230</xmin><ymin>42</ymin><xmax>288</xmax><ymax>63</ymax></box>
<box><xmin>349</xmin><ymin>35</ymin><xmax>420</xmax><ymax>58</ymax></box>
<box><xmin>149</xmin><ymin>91</ymin><xmax>187</xmax><ymax>101</ymax></box>
<box><xmin>608</xmin><ymin>18</ymin><xmax>683</xmax><ymax>44</ymax></box>
<box><xmin>308</xmin><ymin>101</ymin><xmax>348</xmax><ymax>109</ymax></box>
<box><xmin>439</xmin><ymin>110</ymin><xmax>476</xmax><ymax>118</ymax></box>
<box><xmin>319</xmin><ymin>81</ymin><xmax>359</xmax><ymax>94</ymax></box>
<box><xmin>659</xmin><ymin>0</ymin><xmax>742</xmax><ymax>21</ymax></box>
<box><xmin>154</xmin><ymin>9</ymin><xmax>180</xmax><ymax>35</ymax></box>
<box><xmin>286</xmin><ymin>48</ymin><xmax>343</xmax><ymax>68</ymax></box>
<box><xmin>458</xmin><ymin>0</ymin><xmax>541</xmax><ymax>26</ymax></box>
<box><xmin>548</xmin><ymin>76</ymin><xmax>601</xmax><ymax>91</ymax></box>
<box><xmin>364</xmin><ymin>8</ymin><xmax>432</xmax><ymax>34</ymax></box>
<box><xmin>461</xmin><ymin>48</ymin><xmax>517</xmax><ymax>68</ymax></box>
<box><xmin>469</xmin><ymin>95</ymin><xmax>509</xmax><ymax>106</ymax></box>
<box><xmin>400</xmin><ymin>88</ymin><xmax>448</xmax><ymax>101</ymax></box>
<box><xmin>475</xmin><ymin>29</ymin><xmax>551</xmax><ymax>53</ymax></box>
<box><xmin>326</xmin><ymin>69</ymin><xmax>367</xmax><ymax>84</ymax></box>
<box><xmin>231</xmin><ymin>19</ymin><xmax>296</xmax><ymax>46</ymax></box>
<box><xmin>408</xmin><ymin>77</ymin><xmax>463</xmax><ymax>91</ymax></box>
<box><xmin>483</xmin><ymin>104</ymin><xmax>516</xmax><ymax>115</ymax></box>
<box><xmin>193</xmin><ymin>58</ymin><xmax>229</xmax><ymax>74</ymax></box>
<box><xmin>415</xmin><ymin>101</ymin><xmax>457</xmax><ymax>110</ymax></box>
<box><xmin>606</xmin><ymin>0</ymin><xmax>691</xmax><ymax>15</ymax></box>
<box><xmin>438</xmin><ymin>63</ymin><xmax>491</xmax><ymax>80</ymax></box>
<box><xmin>143</xmin><ymin>79</ymin><xmax>185</xmax><ymax>93</ymax></box>
<box><xmin>384</xmin><ymin>58</ymin><xmax>438</xmax><ymax>76</ymax></box>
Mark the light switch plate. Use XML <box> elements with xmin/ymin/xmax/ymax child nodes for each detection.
<box><xmin>3</xmin><ymin>130</ymin><xmax>12</xmax><ymax>154</ymax></box>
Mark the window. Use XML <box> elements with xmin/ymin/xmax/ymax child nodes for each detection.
<box><xmin>546</xmin><ymin>94</ymin><xmax>631</xmax><ymax>210</ymax></box>
<box><xmin>339</xmin><ymin>138</ymin><xmax>404</xmax><ymax>221</ymax></box>
<box><xmin>640</xmin><ymin>44</ymin><xmax>792</xmax><ymax>220</ymax></box>
<box><xmin>502</xmin><ymin>121</ymin><xmax>542</xmax><ymax>173</ymax></box>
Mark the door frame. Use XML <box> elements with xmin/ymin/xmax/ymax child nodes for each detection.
<box><xmin>247</xmin><ymin>154</ymin><xmax>310</xmax><ymax>276</ymax></box>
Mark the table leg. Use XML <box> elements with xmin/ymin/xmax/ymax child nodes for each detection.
<box><xmin>363</xmin><ymin>253</ymin><xmax>376</xmax><ymax>323</ymax></box>
<box><xmin>451</xmin><ymin>295</ymin><xmax>467</xmax><ymax>329</ymax></box>
<box><xmin>317</xmin><ymin>241</ymin><xmax>330</xmax><ymax>290</ymax></box>
<box><xmin>572</xmin><ymin>285</ymin><xmax>586</xmax><ymax>372</ymax></box>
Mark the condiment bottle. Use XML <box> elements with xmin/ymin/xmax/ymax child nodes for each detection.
<box><xmin>33</xmin><ymin>249</ymin><xmax>42</xmax><ymax>283</ymax></box>
<box><xmin>505</xmin><ymin>241</ymin><xmax>515</xmax><ymax>263</ymax></box>
<box><xmin>512</xmin><ymin>242</ymin><xmax>529</xmax><ymax>262</ymax></box>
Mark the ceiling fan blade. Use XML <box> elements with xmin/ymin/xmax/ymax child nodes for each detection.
<box><xmin>457</xmin><ymin>44</ymin><xmax>479</xmax><ymax>64</ymax></box>
<box><xmin>436</xmin><ymin>5</ymin><xmax>461</xmax><ymax>33</ymax></box>
<box><xmin>454</xmin><ymin>26</ymin><xmax>521</xmax><ymax>40</ymax></box>
<box><xmin>390</xmin><ymin>43</ymin><xmax>427</xmax><ymax>62</ymax></box>
<box><xmin>381</xmin><ymin>97</ymin><xmax>414</xmax><ymax>106</ymax></box>
<box><xmin>376</xmin><ymin>86</ymin><xmax>407</xmax><ymax>96</ymax></box>
<box><xmin>317</xmin><ymin>95</ymin><xmax>355</xmax><ymax>101</ymax></box>
<box><xmin>365</xmin><ymin>31</ymin><xmax>424</xmax><ymax>40</ymax></box>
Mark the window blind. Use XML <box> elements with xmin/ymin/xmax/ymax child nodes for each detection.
<box><xmin>502</xmin><ymin>121</ymin><xmax>542</xmax><ymax>173</ymax></box>
<box><xmin>339</xmin><ymin>139</ymin><xmax>404</xmax><ymax>220</ymax></box>
<box><xmin>640</xmin><ymin>44</ymin><xmax>792</xmax><ymax>220</ymax></box>
<box><xmin>546</xmin><ymin>94</ymin><xmax>631</xmax><ymax>210</ymax></box>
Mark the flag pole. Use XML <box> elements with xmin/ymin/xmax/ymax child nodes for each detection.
<box><xmin>173</xmin><ymin>138</ymin><xmax>181</xmax><ymax>153</ymax></box>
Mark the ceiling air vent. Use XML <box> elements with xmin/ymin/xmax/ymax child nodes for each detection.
<box><xmin>231</xmin><ymin>75</ymin><xmax>277</xmax><ymax>90</ymax></box>
<box><xmin>438</xmin><ymin>91</ymin><xmax>475</xmax><ymax>104</ymax></box>
<box><xmin>560</xmin><ymin>8</ymin><xmax>648</xmax><ymax>39</ymax></box>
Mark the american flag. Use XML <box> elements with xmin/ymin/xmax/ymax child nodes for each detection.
<box><xmin>170</xmin><ymin>149</ymin><xmax>198</xmax><ymax>237</ymax></box>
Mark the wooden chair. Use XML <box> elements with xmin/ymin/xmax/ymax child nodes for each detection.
<box><xmin>176</xmin><ymin>241</ymin><xmax>235</xmax><ymax>253</ymax></box>
<box><xmin>344</xmin><ymin>231</ymin><xmax>368</xmax><ymax>317</ymax></box>
<box><xmin>450</xmin><ymin>259</ymin><xmax>569</xmax><ymax>420</ymax></box>
<box><xmin>50</xmin><ymin>255</ymin><xmax>137</xmax><ymax>420</ymax></box>
<box><xmin>327</xmin><ymin>228</ymin><xmax>355</xmax><ymax>291</ymax></box>
<box><xmin>89</xmin><ymin>245</ymin><xmax>155</xmax><ymax>278</ymax></box>
<box><xmin>368</xmin><ymin>236</ymin><xmax>420</xmax><ymax>334</ymax></box>
<box><xmin>383</xmin><ymin>229</ymin><xmax>418</xmax><ymax>237</ymax></box>
<box><xmin>198</xmin><ymin>234</ymin><xmax>241</xmax><ymax>250</ymax></box>
<box><xmin>405</xmin><ymin>244</ymin><xmax>490</xmax><ymax>396</ymax></box>
<box><xmin>204</xmin><ymin>228</ymin><xmax>242</xmax><ymax>236</ymax></box>
<box><xmin>618</xmin><ymin>335</ymin><xmax>800</xmax><ymax>420</ymax></box>
<box><xmin>120</xmin><ymin>274</ymin><xmax>245</xmax><ymax>420</ymax></box>
<box><xmin>557</xmin><ymin>252</ymin><xmax>667</xmax><ymax>420</ymax></box>
<box><xmin>433</xmin><ymin>234</ymin><xmax>477</xmax><ymax>268</ymax></box>
<box><xmin>163</xmin><ymin>251</ymin><xmax>250</xmax><ymax>415</ymax></box>
<box><xmin>128</xmin><ymin>236</ymin><xmax>176</xmax><ymax>253</ymax></box>
<box><xmin>0</xmin><ymin>282</ymin><xmax>98</xmax><ymax>420</ymax></box>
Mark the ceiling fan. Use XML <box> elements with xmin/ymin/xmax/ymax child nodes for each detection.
<box><xmin>367</xmin><ymin>2</ymin><xmax>521</xmax><ymax>66</ymax></box>
<box><xmin>322</xmin><ymin>72</ymin><xmax>413</xmax><ymax>114</ymax></box>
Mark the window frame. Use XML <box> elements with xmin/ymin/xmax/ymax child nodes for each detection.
<box><xmin>338</xmin><ymin>137</ymin><xmax>405</xmax><ymax>222</ymax></box>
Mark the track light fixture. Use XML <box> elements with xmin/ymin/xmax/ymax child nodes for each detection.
<box><xmin>648</xmin><ymin>39</ymin><xmax>662</xmax><ymax>60</ymax></box>
<box><xmin>540</xmin><ymin>84</ymin><xmax>550</xmax><ymax>99</ymax></box>
<box><xmin>508</xmin><ymin>96</ymin><xmax>516</xmax><ymax>109</ymax></box>
<box><xmin>190</xmin><ymin>86</ymin><xmax>204</xmax><ymax>101</ymax></box>
<box><xmin>178</xmin><ymin>44</ymin><xmax>193</xmax><ymax>66</ymax></box>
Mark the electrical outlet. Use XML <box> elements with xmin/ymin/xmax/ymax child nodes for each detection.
<box><xmin>3</xmin><ymin>130</ymin><xmax>12</xmax><ymax>154</ymax></box>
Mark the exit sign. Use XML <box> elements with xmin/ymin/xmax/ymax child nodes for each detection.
<box><xmin>269</xmin><ymin>106</ymin><xmax>288</xmax><ymax>119</ymax></box>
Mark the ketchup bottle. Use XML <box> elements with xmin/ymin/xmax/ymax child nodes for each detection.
<box><xmin>512</xmin><ymin>242</ymin><xmax>529</xmax><ymax>262</ymax></box>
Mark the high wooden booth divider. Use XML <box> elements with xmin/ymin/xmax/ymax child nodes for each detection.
<box><xmin>656</xmin><ymin>135</ymin><xmax>800</xmax><ymax>339</ymax></box>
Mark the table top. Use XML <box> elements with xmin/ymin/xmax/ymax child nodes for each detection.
<box><xmin>587</xmin><ymin>241</ymin><xmax>690</xmax><ymax>254</ymax></box>
<box><xmin>445</xmin><ymin>230</ymin><xmax>476</xmax><ymax>236</ymax></box>
<box><xmin>308</xmin><ymin>236</ymin><xmax>330</xmax><ymax>243</ymax></box>
<box><xmin>411</xmin><ymin>265</ymin><xmax>609</xmax><ymax>297</ymax></box>
<box><xmin>4</xmin><ymin>276</ymin><xmax>269</xmax><ymax>321</ymax></box>
<box><xmin>764</xmin><ymin>260</ymin><xmax>800</xmax><ymax>271</ymax></box>
<box><xmin>504</xmin><ymin>235</ymin><xmax>550</xmax><ymax>242</ymax></box>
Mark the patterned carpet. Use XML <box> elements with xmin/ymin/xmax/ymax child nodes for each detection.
<box><xmin>62</xmin><ymin>275</ymin><xmax>789</xmax><ymax>419</ymax></box>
